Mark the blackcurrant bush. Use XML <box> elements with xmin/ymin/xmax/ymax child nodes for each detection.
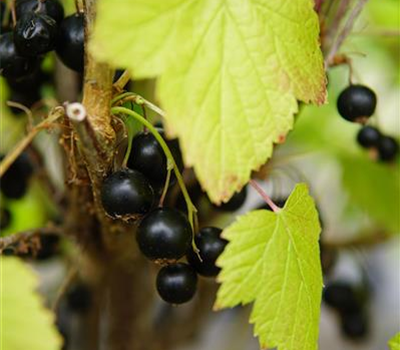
<box><xmin>340</xmin><ymin>311</ymin><xmax>368</xmax><ymax>339</ymax></box>
<box><xmin>0</xmin><ymin>32</ymin><xmax>40</xmax><ymax>78</ymax></box>
<box><xmin>14</xmin><ymin>13</ymin><xmax>58</xmax><ymax>56</ymax></box>
<box><xmin>0</xmin><ymin>207</ymin><xmax>12</xmax><ymax>230</ymax></box>
<box><xmin>215</xmin><ymin>186</ymin><xmax>247</xmax><ymax>212</ymax></box>
<box><xmin>356</xmin><ymin>126</ymin><xmax>381</xmax><ymax>149</ymax></box>
<box><xmin>66</xmin><ymin>283</ymin><xmax>92</xmax><ymax>313</ymax></box>
<box><xmin>377</xmin><ymin>135</ymin><xmax>399</xmax><ymax>162</ymax></box>
<box><xmin>56</xmin><ymin>13</ymin><xmax>84</xmax><ymax>72</ymax></box>
<box><xmin>101</xmin><ymin>168</ymin><xmax>154</xmax><ymax>218</ymax></box>
<box><xmin>0</xmin><ymin>152</ymin><xmax>33</xmax><ymax>199</ymax></box>
<box><xmin>156</xmin><ymin>263</ymin><xmax>197</xmax><ymax>304</ymax></box>
<box><xmin>137</xmin><ymin>207</ymin><xmax>192</xmax><ymax>261</ymax></box>
<box><xmin>323</xmin><ymin>281</ymin><xmax>361</xmax><ymax>313</ymax></box>
<box><xmin>187</xmin><ymin>227</ymin><xmax>227</xmax><ymax>277</ymax></box>
<box><xmin>337</xmin><ymin>85</ymin><xmax>377</xmax><ymax>123</ymax></box>
<box><xmin>16</xmin><ymin>0</ymin><xmax>64</xmax><ymax>24</ymax></box>
<box><xmin>128</xmin><ymin>130</ymin><xmax>183</xmax><ymax>188</ymax></box>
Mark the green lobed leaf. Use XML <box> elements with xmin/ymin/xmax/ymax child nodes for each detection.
<box><xmin>91</xmin><ymin>0</ymin><xmax>326</xmax><ymax>203</ymax></box>
<box><xmin>1</xmin><ymin>257</ymin><xmax>62</xmax><ymax>350</ymax></box>
<box><xmin>215</xmin><ymin>184</ymin><xmax>323</xmax><ymax>350</ymax></box>
<box><xmin>389</xmin><ymin>333</ymin><xmax>400</xmax><ymax>350</ymax></box>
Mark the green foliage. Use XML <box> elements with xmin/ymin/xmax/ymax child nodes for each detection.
<box><xmin>389</xmin><ymin>333</ymin><xmax>400</xmax><ymax>350</ymax></box>
<box><xmin>1</xmin><ymin>257</ymin><xmax>62</xmax><ymax>350</ymax></box>
<box><xmin>215</xmin><ymin>184</ymin><xmax>322</xmax><ymax>350</ymax></box>
<box><xmin>91</xmin><ymin>0</ymin><xmax>326</xmax><ymax>203</ymax></box>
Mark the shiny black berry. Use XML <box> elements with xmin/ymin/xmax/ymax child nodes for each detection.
<box><xmin>187</xmin><ymin>227</ymin><xmax>227</xmax><ymax>277</ymax></box>
<box><xmin>101</xmin><ymin>169</ymin><xmax>154</xmax><ymax>218</ymax></box>
<box><xmin>377</xmin><ymin>135</ymin><xmax>399</xmax><ymax>162</ymax></box>
<box><xmin>337</xmin><ymin>85</ymin><xmax>377</xmax><ymax>123</ymax></box>
<box><xmin>14</xmin><ymin>13</ymin><xmax>58</xmax><ymax>56</ymax></box>
<box><xmin>215</xmin><ymin>187</ymin><xmax>247</xmax><ymax>212</ymax></box>
<box><xmin>356</xmin><ymin>126</ymin><xmax>381</xmax><ymax>149</ymax></box>
<box><xmin>0</xmin><ymin>32</ymin><xmax>39</xmax><ymax>78</ymax></box>
<box><xmin>9</xmin><ymin>89</ymin><xmax>41</xmax><ymax>114</ymax></box>
<box><xmin>323</xmin><ymin>281</ymin><xmax>361</xmax><ymax>313</ymax></box>
<box><xmin>56</xmin><ymin>13</ymin><xmax>84</xmax><ymax>72</ymax></box>
<box><xmin>16</xmin><ymin>0</ymin><xmax>64</xmax><ymax>24</ymax></box>
<box><xmin>0</xmin><ymin>152</ymin><xmax>33</xmax><ymax>199</ymax></box>
<box><xmin>137</xmin><ymin>207</ymin><xmax>192</xmax><ymax>261</ymax></box>
<box><xmin>128</xmin><ymin>130</ymin><xmax>183</xmax><ymax>189</ymax></box>
<box><xmin>340</xmin><ymin>311</ymin><xmax>368</xmax><ymax>339</ymax></box>
<box><xmin>66</xmin><ymin>283</ymin><xmax>92</xmax><ymax>313</ymax></box>
<box><xmin>6</xmin><ymin>68</ymin><xmax>48</xmax><ymax>93</ymax></box>
<box><xmin>156</xmin><ymin>263</ymin><xmax>197</xmax><ymax>304</ymax></box>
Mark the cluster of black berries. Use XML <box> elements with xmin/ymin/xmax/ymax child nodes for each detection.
<box><xmin>100</xmin><ymin>129</ymin><xmax>228</xmax><ymax>304</ymax></box>
<box><xmin>0</xmin><ymin>0</ymin><xmax>84</xmax><ymax>112</ymax></box>
<box><xmin>323</xmin><ymin>280</ymin><xmax>369</xmax><ymax>340</ymax></box>
<box><xmin>337</xmin><ymin>85</ymin><xmax>399</xmax><ymax>162</ymax></box>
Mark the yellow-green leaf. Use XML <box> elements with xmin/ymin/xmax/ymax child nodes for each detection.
<box><xmin>1</xmin><ymin>257</ymin><xmax>62</xmax><ymax>350</ymax></box>
<box><xmin>215</xmin><ymin>184</ymin><xmax>323</xmax><ymax>350</ymax></box>
<box><xmin>91</xmin><ymin>0</ymin><xmax>326</xmax><ymax>203</ymax></box>
<box><xmin>389</xmin><ymin>333</ymin><xmax>400</xmax><ymax>350</ymax></box>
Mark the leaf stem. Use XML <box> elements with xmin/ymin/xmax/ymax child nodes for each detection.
<box><xmin>111</xmin><ymin>106</ymin><xmax>197</xmax><ymax>231</ymax></box>
<box><xmin>249</xmin><ymin>179</ymin><xmax>281</xmax><ymax>212</ymax></box>
<box><xmin>111</xmin><ymin>92</ymin><xmax>166</xmax><ymax>117</ymax></box>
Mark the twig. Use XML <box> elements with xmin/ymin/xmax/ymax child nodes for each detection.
<box><xmin>6</xmin><ymin>101</ymin><xmax>34</xmax><ymax>127</ymax></box>
<box><xmin>52</xmin><ymin>267</ymin><xmax>78</xmax><ymax>312</ymax></box>
<box><xmin>0</xmin><ymin>226</ymin><xmax>62</xmax><ymax>252</ymax></box>
<box><xmin>113</xmin><ymin>70</ymin><xmax>131</xmax><ymax>93</ymax></box>
<box><xmin>0</xmin><ymin>106</ymin><xmax>64</xmax><ymax>177</ymax></box>
<box><xmin>249</xmin><ymin>179</ymin><xmax>281</xmax><ymax>212</ymax></box>
<box><xmin>326</xmin><ymin>0</ymin><xmax>369</xmax><ymax>65</ymax></box>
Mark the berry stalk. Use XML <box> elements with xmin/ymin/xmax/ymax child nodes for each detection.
<box><xmin>111</xmin><ymin>106</ymin><xmax>198</xmax><ymax>232</ymax></box>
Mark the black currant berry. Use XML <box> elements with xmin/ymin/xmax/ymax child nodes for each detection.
<box><xmin>56</xmin><ymin>13</ymin><xmax>84</xmax><ymax>72</ymax></box>
<box><xmin>66</xmin><ymin>283</ymin><xmax>92</xmax><ymax>313</ymax></box>
<box><xmin>323</xmin><ymin>281</ymin><xmax>361</xmax><ymax>313</ymax></box>
<box><xmin>187</xmin><ymin>227</ymin><xmax>227</xmax><ymax>277</ymax></box>
<box><xmin>9</xmin><ymin>89</ymin><xmax>41</xmax><ymax>114</ymax></box>
<box><xmin>14</xmin><ymin>13</ymin><xmax>58</xmax><ymax>56</ymax></box>
<box><xmin>377</xmin><ymin>135</ymin><xmax>399</xmax><ymax>162</ymax></box>
<box><xmin>128</xmin><ymin>130</ymin><xmax>183</xmax><ymax>188</ymax></box>
<box><xmin>0</xmin><ymin>152</ymin><xmax>33</xmax><ymax>199</ymax></box>
<box><xmin>0</xmin><ymin>32</ymin><xmax>39</xmax><ymax>78</ymax></box>
<box><xmin>16</xmin><ymin>0</ymin><xmax>64</xmax><ymax>24</ymax></box>
<box><xmin>101</xmin><ymin>168</ymin><xmax>154</xmax><ymax>218</ymax></box>
<box><xmin>137</xmin><ymin>207</ymin><xmax>192</xmax><ymax>261</ymax></box>
<box><xmin>340</xmin><ymin>311</ymin><xmax>368</xmax><ymax>339</ymax></box>
<box><xmin>356</xmin><ymin>126</ymin><xmax>381</xmax><ymax>149</ymax></box>
<box><xmin>156</xmin><ymin>263</ymin><xmax>197</xmax><ymax>304</ymax></box>
<box><xmin>35</xmin><ymin>234</ymin><xmax>60</xmax><ymax>260</ymax></box>
<box><xmin>337</xmin><ymin>85</ymin><xmax>377</xmax><ymax>123</ymax></box>
<box><xmin>215</xmin><ymin>186</ymin><xmax>247</xmax><ymax>212</ymax></box>
<box><xmin>6</xmin><ymin>68</ymin><xmax>48</xmax><ymax>93</ymax></box>
<box><xmin>0</xmin><ymin>207</ymin><xmax>12</xmax><ymax>230</ymax></box>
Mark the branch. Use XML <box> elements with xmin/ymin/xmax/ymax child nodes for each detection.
<box><xmin>0</xmin><ymin>106</ymin><xmax>64</xmax><ymax>177</ymax></box>
<box><xmin>0</xmin><ymin>226</ymin><xmax>62</xmax><ymax>252</ymax></box>
<box><xmin>113</xmin><ymin>70</ymin><xmax>131</xmax><ymax>93</ymax></box>
<box><xmin>82</xmin><ymin>0</ymin><xmax>115</xmax><ymax>156</ymax></box>
<box><xmin>326</xmin><ymin>0</ymin><xmax>369</xmax><ymax>65</ymax></box>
